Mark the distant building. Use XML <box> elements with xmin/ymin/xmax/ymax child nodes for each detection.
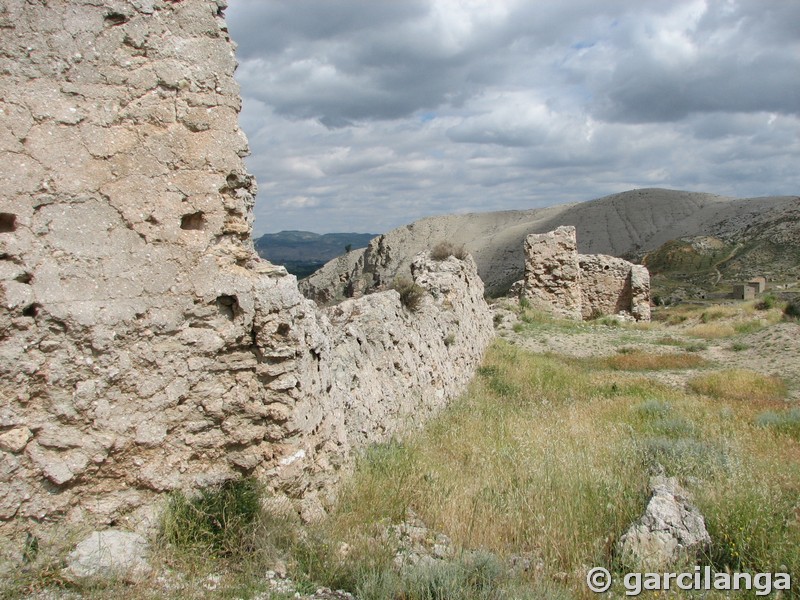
<box><xmin>732</xmin><ymin>282</ymin><xmax>760</xmax><ymax>300</ymax></box>
<box><xmin>748</xmin><ymin>277</ymin><xmax>767</xmax><ymax>294</ymax></box>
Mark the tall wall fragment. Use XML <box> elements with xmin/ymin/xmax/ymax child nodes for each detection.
<box><xmin>578</xmin><ymin>256</ymin><xmax>651</xmax><ymax>322</ymax></box>
<box><xmin>0</xmin><ymin>0</ymin><xmax>494</xmax><ymax>536</ymax></box>
<box><xmin>521</xmin><ymin>227</ymin><xmax>650</xmax><ymax>321</ymax></box>
<box><xmin>522</xmin><ymin>226</ymin><xmax>583</xmax><ymax>320</ymax></box>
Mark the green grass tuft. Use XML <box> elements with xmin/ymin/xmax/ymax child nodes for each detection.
<box><xmin>161</xmin><ymin>477</ymin><xmax>262</xmax><ymax>558</ymax></box>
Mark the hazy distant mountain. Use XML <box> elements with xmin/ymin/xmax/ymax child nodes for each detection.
<box><xmin>298</xmin><ymin>189</ymin><xmax>800</xmax><ymax>304</ymax></box>
<box><xmin>254</xmin><ymin>230</ymin><xmax>376</xmax><ymax>279</ymax></box>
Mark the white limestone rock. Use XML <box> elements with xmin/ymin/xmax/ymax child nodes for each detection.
<box><xmin>617</xmin><ymin>476</ymin><xmax>710</xmax><ymax>570</ymax></box>
<box><xmin>65</xmin><ymin>530</ymin><xmax>151</xmax><ymax>582</ymax></box>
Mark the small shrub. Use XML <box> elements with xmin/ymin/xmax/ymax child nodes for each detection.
<box><xmin>357</xmin><ymin>552</ymin><xmax>504</xmax><ymax>600</ymax></box>
<box><xmin>688</xmin><ymin>369</ymin><xmax>788</xmax><ymax>403</ymax></box>
<box><xmin>596</xmin><ymin>316</ymin><xmax>621</xmax><ymax>327</ymax></box>
<box><xmin>519</xmin><ymin>309</ymin><xmax>553</xmax><ymax>325</ymax></box>
<box><xmin>477</xmin><ymin>365</ymin><xmax>499</xmax><ymax>378</ymax></box>
<box><xmin>699</xmin><ymin>304</ymin><xmax>741</xmax><ymax>323</ymax></box>
<box><xmin>784</xmin><ymin>299</ymin><xmax>800</xmax><ymax>320</ymax></box>
<box><xmin>755</xmin><ymin>408</ymin><xmax>800</xmax><ymax>440</ymax></box>
<box><xmin>730</xmin><ymin>342</ymin><xmax>750</xmax><ymax>352</ymax></box>
<box><xmin>161</xmin><ymin>477</ymin><xmax>262</xmax><ymax>558</ymax></box>
<box><xmin>392</xmin><ymin>276</ymin><xmax>426</xmax><ymax>312</ymax></box>
<box><xmin>683</xmin><ymin>341</ymin><xmax>709</xmax><ymax>352</ymax></box>
<box><xmin>639</xmin><ymin>436</ymin><xmax>727</xmax><ymax>478</ymax></box>
<box><xmin>656</xmin><ymin>336</ymin><xmax>708</xmax><ymax>352</ymax></box>
<box><xmin>443</xmin><ymin>332</ymin><xmax>456</xmax><ymax>347</ymax></box>
<box><xmin>650</xmin><ymin>416</ymin><xmax>698</xmax><ymax>438</ymax></box>
<box><xmin>755</xmin><ymin>294</ymin><xmax>777</xmax><ymax>310</ymax></box>
<box><xmin>664</xmin><ymin>313</ymin><xmax>689</xmax><ymax>324</ymax></box>
<box><xmin>430</xmin><ymin>241</ymin><xmax>467</xmax><ymax>261</ymax></box>
<box><xmin>634</xmin><ymin>398</ymin><xmax>673</xmax><ymax>419</ymax></box>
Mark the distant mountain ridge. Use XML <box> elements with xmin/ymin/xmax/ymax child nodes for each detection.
<box><xmin>297</xmin><ymin>189</ymin><xmax>800</xmax><ymax>304</ymax></box>
<box><xmin>254</xmin><ymin>230</ymin><xmax>376</xmax><ymax>279</ymax></box>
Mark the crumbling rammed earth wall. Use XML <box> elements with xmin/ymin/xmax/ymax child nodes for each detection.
<box><xmin>522</xmin><ymin>226</ymin><xmax>650</xmax><ymax>321</ymax></box>
<box><xmin>578</xmin><ymin>255</ymin><xmax>651</xmax><ymax>322</ymax></box>
<box><xmin>0</xmin><ymin>0</ymin><xmax>493</xmax><ymax>535</ymax></box>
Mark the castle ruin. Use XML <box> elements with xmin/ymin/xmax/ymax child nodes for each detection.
<box><xmin>0</xmin><ymin>0</ymin><xmax>494</xmax><ymax>537</ymax></box>
<box><xmin>522</xmin><ymin>226</ymin><xmax>651</xmax><ymax>322</ymax></box>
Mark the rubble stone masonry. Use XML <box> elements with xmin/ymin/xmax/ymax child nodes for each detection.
<box><xmin>522</xmin><ymin>226</ymin><xmax>650</xmax><ymax>322</ymax></box>
<box><xmin>0</xmin><ymin>0</ymin><xmax>494</xmax><ymax>536</ymax></box>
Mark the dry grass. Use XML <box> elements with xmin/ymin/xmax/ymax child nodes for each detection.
<box><xmin>685</xmin><ymin>322</ymin><xmax>737</xmax><ymax>339</ymax></box>
<box><xmin>430</xmin><ymin>241</ymin><xmax>468</xmax><ymax>261</ymax></box>
<box><xmin>329</xmin><ymin>341</ymin><xmax>651</xmax><ymax>589</ymax></box>
<box><xmin>314</xmin><ymin>339</ymin><xmax>800</xmax><ymax>598</ymax></box>
<box><xmin>600</xmin><ymin>350</ymin><xmax>707</xmax><ymax>371</ymax></box>
<box><xmin>653</xmin><ymin>303</ymin><xmax>713</xmax><ymax>325</ymax></box>
<box><xmin>656</xmin><ymin>301</ymin><xmax>784</xmax><ymax>337</ymax></box>
<box><xmin>688</xmin><ymin>369</ymin><xmax>788</xmax><ymax>403</ymax></box>
<box><xmin>699</xmin><ymin>305</ymin><xmax>742</xmax><ymax>322</ymax></box>
<box><xmin>392</xmin><ymin>276</ymin><xmax>426</xmax><ymax>312</ymax></box>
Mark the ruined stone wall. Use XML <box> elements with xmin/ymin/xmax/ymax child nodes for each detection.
<box><xmin>0</xmin><ymin>0</ymin><xmax>493</xmax><ymax>536</ymax></box>
<box><xmin>521</xmin><ymin>227</ymin><xmax>650</xmax><ymax>321</ymax></box>
<box><xmin>522</xmin><ymin>227</ymin><xmax>583</xmax><ymax>320</ymax></box>
<box><xmin>578</xmin><ymin>255</ymin><xmax>651</xmax><ymax>322</ymax></box>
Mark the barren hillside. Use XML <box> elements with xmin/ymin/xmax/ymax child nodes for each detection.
<box><xmin>300</xmin><ymin>189</ymin><xmax>800</xmax><ymax>302</ymax></box>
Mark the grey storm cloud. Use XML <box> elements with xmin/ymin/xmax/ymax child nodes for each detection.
<box><xmin>589</xmin><ymin>1</ymin><xmax>800</xmax><ymax>123</ymax></box>
<box><xmin>228</xmin><ymin>0</ymin><xmax>494</xmax><ymax>123</ymax></box>
<box><xmin>224</xmin><ymin>0</ymin><xmax>800</xmax><ymax>235</ymax></box>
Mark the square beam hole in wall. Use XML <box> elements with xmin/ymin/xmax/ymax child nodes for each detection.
<box><xmin>0</xmin><ymin>213</ymin><xmax>16</xmax><ymax>233</ymax></box>
<box><xmin>180</xmin><ymin>211</ymin><xmax>205</xmax><ymax>231</ymax></box>
<box><xmin>104</xmin><ymin>12</ymin><xmax>128</xmax><ymax>26</ymax></box>
<box><xmin>216</xmin><ymin>295</ymin><xmax>239</xmax><ymax>320</ymax></box>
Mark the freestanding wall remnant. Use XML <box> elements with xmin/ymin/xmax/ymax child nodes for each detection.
<box><xmin>0</xmin><ymin>0</ymin><xmax>494</xmax><ymax>538</ymax></box>
<box><xmin>522</xmin><ymin>226</ymin><xmax>583</xmax><ymax>320</ymax></box>
<box><xmin>732</xmin><ymin>283</ymin><xmax>758</xmax><ymax>300</ymax></box>
<box><xmin>748</xmin><ymin>277</ymin><xmax>766</xmax><ymax>294</ymax></box>
<box><xmin>521</xmin><ymin>227</ymin><xmax>650</xmax><ymax>321</ymax></box>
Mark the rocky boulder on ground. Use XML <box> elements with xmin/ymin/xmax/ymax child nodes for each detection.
<box><xmin>65</xmin><ymin>530</ymin><xmax>151</xmax><ymax>583</ymax></box>
<box><xmin>617</xmin><ymin>476</ymin><xmax>710</xmax><ymax>570</ymax></box>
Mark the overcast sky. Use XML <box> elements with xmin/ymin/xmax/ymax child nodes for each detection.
<box><xmin>225</xmin><ymin>0</ymin><xmax>800</xmax><ymax>236</ymax></box>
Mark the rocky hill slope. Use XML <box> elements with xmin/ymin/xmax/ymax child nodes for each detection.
<box><xmin>299</xmin><ymin>189</ymin><xmax>800</xmax><ymax>303</ymax></box>
<box><xmin>254</xmin><ymin>231</ymin><xmax>375</xmax><ymax>278</ymax></box>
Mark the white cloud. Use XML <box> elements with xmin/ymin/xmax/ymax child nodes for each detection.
<box><xmin>279</xmin><ymin>196</ymin><xmax>320</xmax><ymax>209</ymax></box>
<box><xmin>225</xmin><ymin>0</ymin><xmax>800</xmax><ymax>235</ymax></box>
